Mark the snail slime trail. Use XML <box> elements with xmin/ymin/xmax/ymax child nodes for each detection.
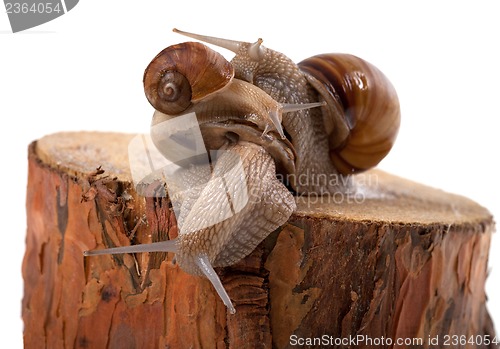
<box><xmin>84</xmin><ymin>28</ymin><xmax>401</xmax><ymax>313</ymax></box>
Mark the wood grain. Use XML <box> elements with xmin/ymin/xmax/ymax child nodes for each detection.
<box><xmin>23</xmin><ymin>132</ymin><xmax>497</xmax><ymax>349</ymax></box>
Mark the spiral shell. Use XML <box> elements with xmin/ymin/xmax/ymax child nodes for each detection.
<box><xmin>143</xmin><ymin>42</ymin><xmax>234</xmax><ymax>115</ymax></box>
<box><xmin>298</xmin><ymin>53</ymin><xmax>401</xmax><ymax>175</ymax></box>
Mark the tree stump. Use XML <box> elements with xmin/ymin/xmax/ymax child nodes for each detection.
<box><xmin>23</xmin><ymin>132</ymin><xmax>496</xmax><ymax>349</ymax></box>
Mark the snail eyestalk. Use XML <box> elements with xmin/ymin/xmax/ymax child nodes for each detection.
<box><xmin>281</xmin><ymin>101</ymin><xmax>326</xmax><ymax>113</ymax></box>
<box><xmin>264</xmin><ymin>102</ymin><xmax>326</xmax><ymax>140</ymax></box>
<box><xmin>173</xmin><ymin>28</ymin><xmax>242</xmax><ymax>54</ymax></box>
<box><xmin>84</xmin><ymin>240</ymin><xmax>236</xmax><ymax>314</ymax></box>
<box><xmin>83</xmin><ymin>240</ymin><xmax>178</xmax><ymax>256</ymax></box>
<box><xmin>195</xmin><ymin>254</ymin><xmax>236</xmax><ymax>314</ymax></box>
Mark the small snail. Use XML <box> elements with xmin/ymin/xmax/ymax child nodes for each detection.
<box><xmin>84</xmin><ymin>29</ymin><xmax>401</xmax><ymax>314</ymax></box>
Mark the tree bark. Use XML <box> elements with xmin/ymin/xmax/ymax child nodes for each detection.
<box><xmin>23</xmin><ymin>131</ymin><xmax>497</xmax><ymax>349</ymax></box>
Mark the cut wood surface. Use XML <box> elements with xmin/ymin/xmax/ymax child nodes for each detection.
<box><xmin>23</xmin><ymin>131</ymin><xmax>497</xmax><ymax>348</ymax></box>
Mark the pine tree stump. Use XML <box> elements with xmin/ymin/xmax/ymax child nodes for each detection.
<box><xmin>23</xmin><ymin>132</ymin><xmax>496</xmax><ymax>349</ymax></box>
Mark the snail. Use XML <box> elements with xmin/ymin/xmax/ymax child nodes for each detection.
<box><xmin>84</xmin><ymin>29</ymin><xmax>401</xmax><ymax>314</ymax></box>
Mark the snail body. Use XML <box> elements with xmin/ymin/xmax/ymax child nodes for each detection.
<box><xmin>84</xmin><ymin>29</ymin><xmax>401</xmax><ymax>314</ymax></box>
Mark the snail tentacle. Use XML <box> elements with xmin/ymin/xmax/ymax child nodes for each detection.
<box><xmin>267</xmin><ymin>101</ymin><xmax>326</xmax><ymax>139</ymax></box>
<box><xmin>173</xmin><ymin>28</ymin><xmax>242</xmax><ymax>54</ymax></box>
<box><xmin>83</xmin><ymin>240</ymin><xmax>178</xmax><ymax>256</ymax></box>
<box><xmin>195</xmin><ymin>254</ymin><xmax>236</xmax><ymax>314</ymax></box>
<box><xmin>281</xmin><ymin>101</ymin><xmax>326</xmax><ymax>113</ymax></box>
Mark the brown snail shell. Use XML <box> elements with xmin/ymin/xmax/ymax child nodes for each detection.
<box><xmin>168</xmin><ymin>29</ymin><xmax>401</xmax><ymax>187</ymax></box>
<box><xmin>298</xmin><ymin>53</ymin><xmax>401</xmax><ymax>175</ymax></box>
<box><xmin>179</xmin><ymin>30</ymin><xmax>401</xmax><ymax>182</ymax></box>
<box><xmin>143</xmin><ymin>42</ymin><xmax>234</xmax><ymax>115</ymax></box>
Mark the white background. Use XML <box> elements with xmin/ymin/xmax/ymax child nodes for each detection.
<box><xmin>1</xmin><ymin>0</ymin><xmax>498</xmax><ymax>346</ymax></box>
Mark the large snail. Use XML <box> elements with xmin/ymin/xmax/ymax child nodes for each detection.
<box><xmin>84</xmin><ymin>29</ymin><xmax>401</xmax><ymax>314</ymax></box>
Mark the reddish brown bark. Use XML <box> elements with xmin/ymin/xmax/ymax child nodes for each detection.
<box><xmin>23</xmin><ymin>132</ymin><xmax>497</xmax><ymax>348</ymax></box>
